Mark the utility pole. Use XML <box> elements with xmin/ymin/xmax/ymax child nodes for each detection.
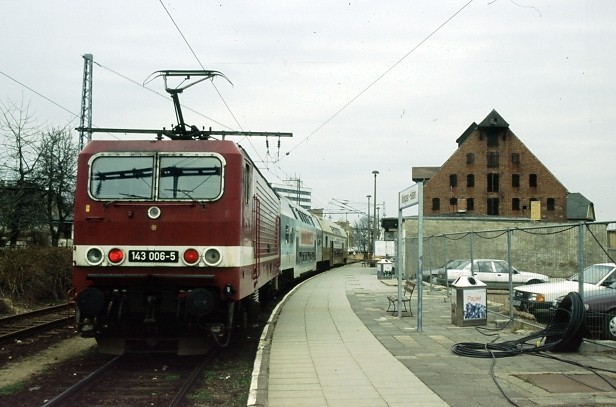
<box><xmin>79</xmin><ymin>54</ymin><xmax>93</xmax><ymax>151</ymax></box>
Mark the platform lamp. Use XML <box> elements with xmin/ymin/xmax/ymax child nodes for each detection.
<box><xmin>366</xmin><ymin>194</ymin><xmax>371</xmax><ymax>258</ymax></box>
<box><xmin>372</xmin><ymin>170</ymin><xmax>379</xmax><ymax>256</ymax></box>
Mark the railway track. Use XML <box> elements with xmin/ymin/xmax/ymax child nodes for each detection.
<box><xmin>41</xmin><ymin>349</ymin><xmax>214</xmax><ymax>407</ymax></box>
<box><xmin>0</xmin><ymin>303</ymin><xmax>73</xmax><ymax>344</ymax></box>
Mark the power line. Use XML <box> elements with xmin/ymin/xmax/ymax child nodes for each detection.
<box><xmin>282</xmin><ymin>0</ymin><xmax>475</xmax><ymax>159</ymax></box>
<box><xmin>0</xmin><ymin>69</ymin><xmax>79</xmax><ymax>122</ymax></box>
<box><xmin>156</xmin><ymin>0</ymin><xmax>294</xmax><ymax>181</ymax></box>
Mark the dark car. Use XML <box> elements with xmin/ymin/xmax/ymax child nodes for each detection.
<box><xmin>552</xmin><ymin>285</ymin><xmax>616</xmax><ymax>340</ymax></box>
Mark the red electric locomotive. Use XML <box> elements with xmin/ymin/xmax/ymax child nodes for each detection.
<box><xmin>71</xmin><ymin>71</ymin><xmax>291</xmax><ymax>354</ymax></box>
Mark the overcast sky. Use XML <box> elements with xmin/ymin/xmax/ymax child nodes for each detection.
<box><xmin>2</xmin><ymin>1</ymin><xmax>615</xmax><ymax>224</ymax></box>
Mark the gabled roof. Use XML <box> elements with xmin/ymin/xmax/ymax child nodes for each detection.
<box><xmin>567</xmin><ymin>193</ymin><xmax>596</xmax><ymax>221</ymax></box>
<box><xmin>456</xmin><ymin>122</ymin><xmax>477</xmax><ymax>146</ymax></box>
<box><xmin>477</xmin><ymin>109</ymin><xmax>509</xmax><ymax>129</ymax></box>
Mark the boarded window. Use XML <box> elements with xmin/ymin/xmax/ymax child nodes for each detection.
<box><xmin>487</xmin><ymin>173</ymin><xmax>499</xmax><ymax>192</ymax></box>
<box><xmin>511</xmin><ymin>153</ymin><xmax>520</xmax><ymax>165</ymax></box>
<box><xmin>449</xmin><ymin>174</ymin><xmax>458</xmax><ymax>187</ymax></box>
<box><xmin>467</xmin><ymin>198</ymin><xmax>474</xmax><ymax>210</ymax></box>
<box><xmin>467</xmin><ymin>174</ymin><xmax>475</xmax><ymax>188</ymax></box>
<box><xmin>487</xmin><ymin>152</ymin><xmax>499</xmax><ymax>168</ymax></box>
<box><xmin>512</xmin><ymin>174</ymin><xmax>520</xmax><ymax>188</ymax></box>
<box><xmin>487</xmin><ymin>198</ymin><xmax>499</xmax><ymax>215</ymax></box>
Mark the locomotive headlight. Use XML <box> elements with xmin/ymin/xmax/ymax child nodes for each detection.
<box><xmin>182</xmin><ymin>248</ymin><xmax>201</xmax><ymax>265</ymax></box>
<box><xmin>204</xmin><ymin>248</ymin><xmax>222</xmax><ymax>267</ymax></box>
<box><xmin>107</xmin><ymin>248</ymin><xmax>125</xmax><ymax>265</ymax></box>
<box><xmin>85</xmin><ymin>247</ymin><xmax>104</xmax><ymax>265</ymax></box>
<box><xmin>147</xmin><ymin>206</ymin><xmax>161</xmax><ymax>219</ymax></box>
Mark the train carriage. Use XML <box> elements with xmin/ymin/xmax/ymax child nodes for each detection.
<box><xmin>279</xmin><ymin>196</ymin><xmax>319</xmax><ymax>279</ymax></box>
<box><xmin>315</xmin><ymin>217</ymin><xmax>348</xmax><ymax>270</ymax></box>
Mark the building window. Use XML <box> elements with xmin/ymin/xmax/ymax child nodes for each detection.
<box><xmin>466</xmin><ymin>153</ymin><xmax>475</xmax><ymax>164</ymax></box>
<box><xmin>511</xmin><ymin>153</ymin><xmax>520</xmax><ymax>165</ymax></box>
<box><xmin>512</xmin><ymin>198</ymin><xmax>520</xmax><ymax>211</ymax></box>
<box><xmin>467</xmin><ymin>198</ymin><xmax>474</xmax><ymax>211</ymax></box>
<box><xmin>529</xmin><ymin>174</ymin><xmax>537</xmax><ymax>187</ymax></box>
<box><xmin>547</xmin><ymin>198</ymin><xmax>555</xmax><ymax>211</ymax></box>
<box><xmin>487</xmin><ymin>152</ymin><xmax>499</xmax><ymax>168</ymax></box>
<box><xmin>432</xmin><ymin>198</ymin><xmax>440</xmax><ymax>211</ymax></box>
<box><xmin>487</xmin><ymin>198</ymin><xmax>499</xmax><ymax>215</ymax></box>
<box><xmin>449</xmin><ymin>174</ymin><xmax>458</xmax><ymax>187</ymax></box>
<box><xmin>487</xmin><ymin>133</ymin><xmax>499</xmax><ymax>147</ymax></box>
<box><xmin>467</xmin><ymin>174</ymin><xmax>475</xmax><ymax>188</ymax></box>
<box><xmin>512</xmin><ymin>174</ymin><xmax>520</xmax><ymax>188</ymax></box>
<box><xmin>487</xmin><ymin>173</ymin><xmax>499</xmax><ymax>192</ymax></box>
<box><xmin>449</xmin><ymin>197</ymin><xmax>457</xmax><ymax>207</ymax></box>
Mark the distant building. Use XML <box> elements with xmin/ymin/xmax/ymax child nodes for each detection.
<box><xmin>272</xmin><ymin>179</ymin><xmax>312</xmax><ymax>209</ymax></box>
<box><xmin>416</xmin><ymin>110</ymin><xmax>594</xmax><ymax>222</ymax></box>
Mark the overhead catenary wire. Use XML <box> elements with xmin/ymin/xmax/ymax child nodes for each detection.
<box><xmin>282</xmin><ymin>0</ymin><xmax>476</xmax><ymax>160</ymax></box>
<box><xmin>155</xmin><ymin>0</ymin><xmax>296</xmax><ymax>180</ymax></box>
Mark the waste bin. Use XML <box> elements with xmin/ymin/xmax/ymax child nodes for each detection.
<box><xmin>451</xmin><ymin>276</ymin><xmax>487</xmax><ymax>326</ymax></box>
<box><xmin>377</xmin><ymin>259</ymin><xmax>393</xmax><ymax>279</ymax></box>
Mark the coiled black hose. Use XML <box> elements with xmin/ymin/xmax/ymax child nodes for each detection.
<box><xmin>451</xmin><ymin>291</ymin><xmax>586</xmax><ymax>358</ymax></box>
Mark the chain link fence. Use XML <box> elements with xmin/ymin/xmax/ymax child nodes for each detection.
<box><xmin>403</xmin><ymin>221</ymin><xmax>616</xmax><ymax>341</ymax></box>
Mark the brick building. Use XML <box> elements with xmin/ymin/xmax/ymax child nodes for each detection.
<box><xmin>420</xmin><ymin>110</ymin><xmax>593</xmax><ymax>222</ymax></box>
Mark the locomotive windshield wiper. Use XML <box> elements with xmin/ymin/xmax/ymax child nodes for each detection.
<box><xmin>163</xmin><ymin>188</ymin><xmax>206</xmax><ymax>208</ymax></box>
<box><xmin>118</xmin><ymin>192</ymin><xmax>151</xmax><ymax>199</ymax></box>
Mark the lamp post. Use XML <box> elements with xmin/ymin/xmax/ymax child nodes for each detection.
<box><xmin>372</xmin><ymin>170</ymin><xmax>379</xmax><ymax>254</ymax></box>
<box><xmin>366</xmin><ymin>194</ymin><xmax>371</xmax><ymax>257</ymax></box>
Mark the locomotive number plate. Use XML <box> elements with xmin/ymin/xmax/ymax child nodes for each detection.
<box><xmin>128</xmin><ymin>250</ymin><xmax>179</xmax><ymax>263</ymax></box>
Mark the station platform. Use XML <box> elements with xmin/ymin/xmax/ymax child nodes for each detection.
<box><xmin>248</xmin><ymin>263</ymin><xmax>616</xmax><ymax>407</ymax></box>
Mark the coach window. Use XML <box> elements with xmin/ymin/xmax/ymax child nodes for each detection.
<box><xmin>158</xmin><ymin>156</ymin><xmax>223</xmax><ymax>200</ymax></box>
<box><xmin>90</xmin><ymin>155</ymin><xmax>154</xmax><ymax>200</ymax></box>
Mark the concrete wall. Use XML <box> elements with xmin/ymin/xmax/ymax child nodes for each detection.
<box><xmin>402</xmin><ymin>216</ymin><xmax>610</xmax><ymax>279</ymax></box>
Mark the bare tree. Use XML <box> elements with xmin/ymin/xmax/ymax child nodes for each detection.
<box><xmin>351</xmin><ymin>215</ymin><xmax>370</xmax><ymax>254</ymax></box>
<box><xmin>37</xmin><ymin>127</ymin><xmax>77</xmax><ymax>246</ymax></box>
<box><xmin>0</xmin><ymin>99</ymin><xmax>43</xmax><ymax>246</ymax></box>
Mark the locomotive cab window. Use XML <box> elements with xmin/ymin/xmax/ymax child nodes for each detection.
<box><xmin>158</xmin><ymin>156</ymin><xmax>222</xmax><ymax>200</ymax></box>
<box><xmin>90</xmin><ymin>156</ymin><xmax>155</xmax><ymax>199</ymax></box>
<box><xmin>89</xmin><ymin>153</ymin><xmax>224</xmax><ymax>201</ymax></box>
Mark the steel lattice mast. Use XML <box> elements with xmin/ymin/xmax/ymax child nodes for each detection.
<box><xmin>79</xmin><ymin>54</ymin><xmax>93</xmax><ymax>150</ymax></box>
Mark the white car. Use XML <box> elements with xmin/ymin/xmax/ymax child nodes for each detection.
<box><xmin>436</xmin><ymin>259</ymin><xmax>549</xmax><ymax>290</ymax></box>
<box><xmin>513</xmin><ymin>263</ymin><xmax>616</xmax><ymax>319</ymax></box>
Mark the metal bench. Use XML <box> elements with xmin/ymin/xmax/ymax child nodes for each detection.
<box><xmin>386</xmin><ymin>280</ymin><xmax>415</xmax><ymax>316</ymax></box>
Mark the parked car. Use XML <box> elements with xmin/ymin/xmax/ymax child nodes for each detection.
<box><xmin>422</xmin><ymin>259</ymin><xmax>468</xmax><ymax>284</ymax></box>
<box><xmin>436</xmin><ymin>259</ymin><xmax>549</xmax><ymax>290</ymax></box>
<box><xmin>552</xmin><ymin>286</ymin><xmax>616</xmax><ymax>340</ymax></box>
<box><xmin>513</xmin><ymin>263</ymin><xmax>616</xmax><ymax>320</ymax></box>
